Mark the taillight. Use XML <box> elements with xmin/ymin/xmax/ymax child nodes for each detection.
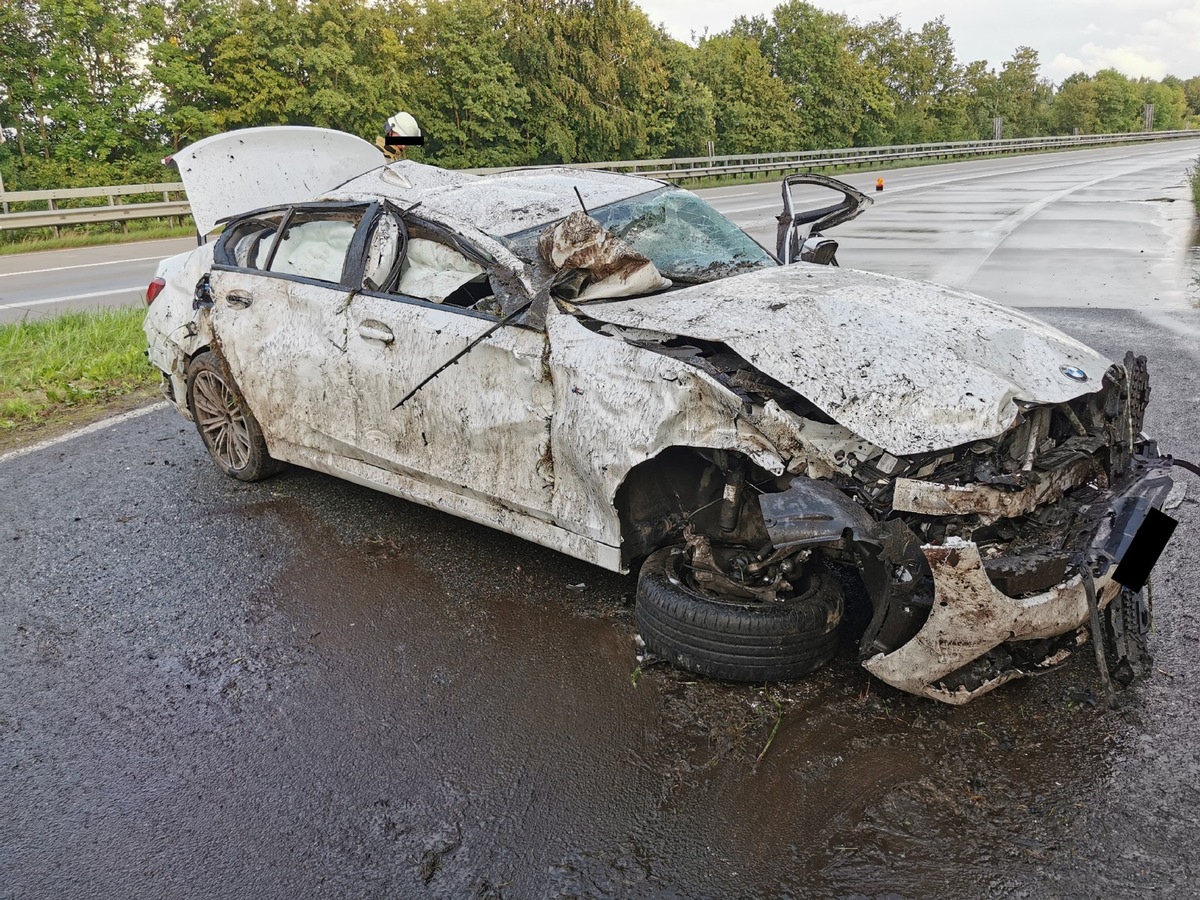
<box><xmin>145</xmin><ymin>276</ymin><xmax>166</xmax><ymax>306</ymax></box>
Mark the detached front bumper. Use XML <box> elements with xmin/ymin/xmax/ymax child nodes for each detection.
<box><xmin>863</xmin><ymin>452</ymin><xmax>1175</xmax><ymax>704</ymax></box>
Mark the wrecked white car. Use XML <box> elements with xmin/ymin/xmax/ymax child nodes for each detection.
<box><xmin>144</xmin><ymin>127</ymin><xmax>1180</xmax><ymax>704</ymax></box>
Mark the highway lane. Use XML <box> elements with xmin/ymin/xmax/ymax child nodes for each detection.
<box><xmin>3</xmin><ymin>145</ymin><xmax>1200</xmax><ymax>897</ymax></box>
<box><xmin>711</xmin><ymin>138</ymin><xmax>1200</xmax><ymax>310</ymax></box>
<box><xmin>2</xmin><ymin>139</ymin><xmax>1197</xmax><ymax>325</ymax></box>
<box><xmin>0</xmin><ymin>237</ymin><xmax>195</xmax><ymax>324</ymax></box>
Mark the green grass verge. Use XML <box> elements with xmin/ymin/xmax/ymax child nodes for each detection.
<box><xmin>1190</xmin><ymin>157</ymin><xmax>1200</xmax><ymax>211</ymax></box>
<box><xmin>0</xmin><ymin>307</ymin><xmax>158</xmax><ymax>430</ymax></box>
<box><xmin>0</xmin><ymin>222</ymin><xmax>196</xmax><ymax>256</ymax></box>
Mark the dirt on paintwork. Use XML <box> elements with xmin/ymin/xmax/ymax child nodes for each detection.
<box><xmin>3</xmin><ymin>396</ymin><xmax>1200</xmax><ymax>898</ymax></box>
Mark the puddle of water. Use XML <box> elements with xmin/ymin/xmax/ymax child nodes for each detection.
<box><xmin>240</xmin><ymin>485</ymin><xmax>1138</xmax><ymax>897</ymax></box>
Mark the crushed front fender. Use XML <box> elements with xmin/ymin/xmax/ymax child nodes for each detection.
<box><xmin>863</xmin><ymin>452</ymin><xmax>1175</xmax><ymax>704</ymax></box>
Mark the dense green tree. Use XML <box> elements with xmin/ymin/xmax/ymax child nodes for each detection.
<box><xmin>405</xmin><ymin>0</ymin><xmax>528</xmax><ymax>167</ymax></box>
<box><xmin>143</xmin><ymin>0</ymin><xmax>236</xmax><ymax>151</ymax></box>
<box><xmin>1141</xmin><ymin>79</ymin><xmax>1188</xmax><ymax>130</ymax></box>
<box><xmin>1093</xmin><ymin>68</ymin><xmax>1141</xmax><ymax>132</ymax></box>
<box><xmin>741</xmin><ymin>1</ymin><xmax>889</xmax><ymax>149</ymax></box>
<box><xmin>995</xmin><ymin>47</ymin><xmax>1051</xmax><ymax>135</ymax></box>
<box><xmin>918</xmin><ymin>19</ymin><xmax>974</xmax><ymax>141</ymax></box>
<box><xmin>3</xmin><ymin>0</ymin><xmax>1199</xmax><ymax>189</ymax></box>
<box><xmin>652</xmin><ymin>37</ymin><xmax>716</xmax><ymax>157</ymax></box>
<box><xmin>962</xmin><ymin>60</ymin><xmax>1000</xmax><ymax>138</ymax></box>
<box><xmin>1183</xmin><ymin>76</ymin><xmax>1200</xmax><ymax>117</ymax></box>
<box><xmin>693</xmin><ymin>33</ymin><xmax>797</xmax><ymax>154</ymax></box>
<box><xmin>501</xmin><ymin>0</ymin><xmax>671</xmax><ymax>163</ymax></box>
<box><xmin>1052</xmin><ymin>74</ymin><xmax>1100</xmax><ymax>134</ymax></box>
<box><xmin>0</xmin><ymin>0</ymin><xmax>160</xmax><ymax>187</ymax></box>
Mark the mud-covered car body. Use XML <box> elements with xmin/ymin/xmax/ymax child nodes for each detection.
<box><xmin>145</xmin><ymin>127</ymin><xmax>1176</xmax><ymax>703</ymax></box>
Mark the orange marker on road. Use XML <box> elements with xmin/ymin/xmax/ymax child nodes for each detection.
<box><xmin>876</xmin><ymin>177</ymin><xmax>884</xmax><ymax>192</ymax></box>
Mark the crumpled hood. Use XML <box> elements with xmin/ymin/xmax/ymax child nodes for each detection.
<box><xmin>584</xmin><ymin>264</ymin><xmax>1112</xmax><ymax>456</ymax></box>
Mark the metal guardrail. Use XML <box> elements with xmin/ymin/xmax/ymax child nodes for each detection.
<box><xmin>0</xmin><ymin>182</ymin><xmax>190</xmax><ymax>231</ymax></box>
<box><xmin>491</xmin><ymin>130</ymin><xmax>1200</xmax><ymax>179</ymax></box>
<box><xmin>2</xmin><ymin>130</ymin><xmax>1198</xmax><ymax>233</ymax></box>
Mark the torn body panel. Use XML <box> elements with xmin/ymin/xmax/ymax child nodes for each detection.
<box><xmin>892</xmin><ymin>454</ymin><xmax>1095</xmax><ymax>524</ymax></box>
<box><xmin>864</xmin><ymin>449</ymin><xmax>1172</xmax><ymax>705</ymax></box>
<box><xmin>545</xmin><ymin>306</ymin><xmax>786</xmax><ymax>552</ymax></box>
<box><xmin>862</xmin><ymin>538</ymin><xmax>1120</xmax><ymax>704</ymax></box>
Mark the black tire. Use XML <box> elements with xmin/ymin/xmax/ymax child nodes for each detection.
<box><xmin>636</xmin><ymin>545</ymin><xmax>844</xmax><ymax>682</ymax></box>
<box><xmin>186</xmin><ymin>351</ymin><xmax>281</xmax><ymax>482</ymax></box>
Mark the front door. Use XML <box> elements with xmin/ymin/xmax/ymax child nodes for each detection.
<box><xmin>345</xmin><ymin>225</ymin><xmax>555</xmax><ymax>520</ymax></box>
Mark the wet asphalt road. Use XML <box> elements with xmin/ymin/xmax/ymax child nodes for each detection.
<box><xmin>3</xmin><ymin>149</ymin><xmax>1200</xmax><ymax>898</ymax></box>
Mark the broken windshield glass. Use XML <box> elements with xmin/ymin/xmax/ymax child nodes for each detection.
<box><xmin>499</xmin><ymin>187</ymin><xmax>777</xmax><ymax>285</ymax></box>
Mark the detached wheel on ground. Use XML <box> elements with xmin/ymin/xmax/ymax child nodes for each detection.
<box><xmin>636</xmin><ymin>545</ymin><xmax>844</xmax><ymax>682</ymax></box>
<box><xmin>186</xmin><ymin>351</ymin><xmax>281</xmax><ymax>481</ymax></box>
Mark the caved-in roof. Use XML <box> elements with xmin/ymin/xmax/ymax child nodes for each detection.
<box><xmin>327</xmin><ymin>161</ymin><xmax>666</xmax><ymax>236</ymax></box>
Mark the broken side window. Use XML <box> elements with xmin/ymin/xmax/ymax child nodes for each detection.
<box><xmin>267</xmin><ymin>209</ymin><xmax>365</xmax><ymax>284</ymax></box>
<box><xmin>218</xmin><ymin>212</ymin><xmax>287</xmax><ymax>270</ymax></box>
<box><xmin>386</xmin><ymin>226</ymin><xmax>498</xmax><ymax>313</ymax></box>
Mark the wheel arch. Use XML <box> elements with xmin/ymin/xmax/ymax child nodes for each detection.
<box><xmin>613</xmin><ymin>444</ymin><xmax>785</xmax><ymax>571</ymax></box>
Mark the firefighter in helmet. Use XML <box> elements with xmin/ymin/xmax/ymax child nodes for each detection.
<box><xmin>377</xmin><ymin>111</ymin><xmax>422</xmax><ymax>162</ymax></box>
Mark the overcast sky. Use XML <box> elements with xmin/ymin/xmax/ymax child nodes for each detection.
<box><xmin>636</xmin><ymin>1</ymin><xmax>1200</xmax><ymax>81</ymax></box>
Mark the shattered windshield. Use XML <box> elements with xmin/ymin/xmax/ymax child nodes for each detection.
<box><xmin>499</xmin><ymin>187</ymin><xmax>778</xmax><ymax>284</ymax></box>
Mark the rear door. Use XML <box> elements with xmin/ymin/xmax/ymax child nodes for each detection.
<box><xmin>208</xmin><ymin>203</ymin><xmax>370</xmax><ymax>457</ymax></box>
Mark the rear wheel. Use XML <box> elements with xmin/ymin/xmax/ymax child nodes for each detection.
<box><xmin>186</xmin><ymin>351</ymin><xmax>281</xmax><ymax>482</ymax></box>
<box><xmin>636</xmin><ymin>544</ymin><xmax>844</xmax><ymax>682</ymax></box>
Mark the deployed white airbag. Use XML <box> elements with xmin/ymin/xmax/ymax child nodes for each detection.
<box><xmin>397</xmin><ymin>238</ymin><xmax>486</xmax><ymax>302</ymax></box>
<box><xmin>539</xmin><ymin>211</ymin><xmax>671</xmax><ymax>301</ymax></box>
<box><xmin>272</xmin><ymin>219</ymin><xmax>356</xmax><ymax>283</ymax></box>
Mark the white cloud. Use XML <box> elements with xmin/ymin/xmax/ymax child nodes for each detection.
<box><xmin>1048</xmin><ymin>42</ymin><xmax>1170</xmax><ymax>79</ymax></box>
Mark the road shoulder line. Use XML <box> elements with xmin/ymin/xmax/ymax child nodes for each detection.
<box><xmin>0</xmin><ymin>401</ymin><xmax>170</xmax><ymax>466</ymax></box>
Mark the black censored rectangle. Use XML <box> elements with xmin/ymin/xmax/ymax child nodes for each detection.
<box><xmin>1113</xmin><ymin>507</ymin><xmax>1177</xmax><ymax>592</ymax></box>
<box><xmin>385</xmin><ymin>135</ymin><xmax>424</xmax><ymax>146</ymax></box>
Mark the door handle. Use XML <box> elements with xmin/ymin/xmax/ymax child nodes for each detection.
<box><xmin>225</xmin><ymin>292</ymin><xmax>253</xmax><ymax>309</ymax></box>
<box><xmin>357</xmin><ymin>322</ymin><xmax>395</xmax><ymax>344</ymax></box>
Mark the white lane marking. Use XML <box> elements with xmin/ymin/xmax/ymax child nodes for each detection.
<box><xmin>0</xmin><ymin>286</ymin><xmax>144</xmax><ymax>311</ymax></box>
<box><xmin>948</xmin><ymin>170</ymin><xmax>1121</xmax><ymax>287</ymax></box>
<box><xmin>0</xmin><ymin>401</ymin><xmax>170</xmax><ymax>466</ymax></box>
<box><xmin>0</xmin><ymin>255</ymin><xmax>163</xmax><ymax>278</ymax></box>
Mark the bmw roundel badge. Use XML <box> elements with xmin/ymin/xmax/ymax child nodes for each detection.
<box><xmin>1060</xmin><ymin>365</ymin><xmax>1088</xmax><ymax>382</ymax></box>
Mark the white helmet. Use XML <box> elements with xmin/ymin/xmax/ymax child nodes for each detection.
<box><xmin>385</xmin><ymin>112</ymin><xmax>421</xmax><ymax>138</ymax></box>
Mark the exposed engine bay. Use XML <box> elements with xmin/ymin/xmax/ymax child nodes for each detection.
<box><xmin>617</xmin><ymin>333</ymin><xmax>1175</xmax><ymax>703</ymax></box>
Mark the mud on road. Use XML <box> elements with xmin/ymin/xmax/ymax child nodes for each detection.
<box><xmin>3</xmin><ymin>308</ymin><xmax>1200</xmax><ymax>899</ymax></box>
